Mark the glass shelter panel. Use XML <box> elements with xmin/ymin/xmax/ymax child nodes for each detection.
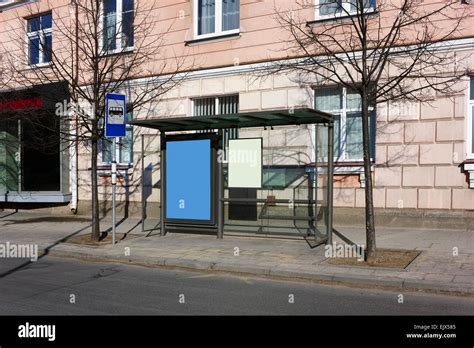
<box><xmin>222</xmin><ymin>124</ymin><xmax>331</xmax><ymax>245</ymax></box>
<box><xmin>0</xmin><ymin>120</ymin><xmax>20</xmax><ymax>193</ymax></box>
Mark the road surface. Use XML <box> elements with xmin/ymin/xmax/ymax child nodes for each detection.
<box><xmin>0</xmin><ymin>256</ymin><xmax>472</xmax><ymax>315</ymax></box>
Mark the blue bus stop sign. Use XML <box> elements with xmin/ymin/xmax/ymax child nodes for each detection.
<box><xmin>105</xmin><ymin>93</ymin><xmax>126</xmax><ymax>137</ymax></box>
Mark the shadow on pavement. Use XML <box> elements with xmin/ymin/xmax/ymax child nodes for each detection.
<box><xmin>0</xmin><ymin>212</ymin><xmax>148</xmax><ymax>278</ymax></box>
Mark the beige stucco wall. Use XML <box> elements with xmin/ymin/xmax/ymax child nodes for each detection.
<box><xmin>1</xmin><ymin>0</ymin><xmax>474</xmax><ymax>213</ymax></box>
<box><xmin>2</xmin><ymin>0</ymin><xmax>473</xmax><ymax>78</ymax></box>
<box><xmin>73</xmin><ymin>62</ymin><xmax>474</xmax><ymax>212</ymax></box>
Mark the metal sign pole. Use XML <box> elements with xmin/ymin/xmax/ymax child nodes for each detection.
<box><xmin>141</xmin><ymin>134</ymin><xmax>145</xmax><ymax>233</ymax></box>
<box><xmin>111</xmin><ymin>137</ymin><xmax>117</xmax><ymax>245</ymax></box>
<box><xmin>105</xmin><ymin>93</ymin><xmax>126</xmax><ymax>245</ymax></box>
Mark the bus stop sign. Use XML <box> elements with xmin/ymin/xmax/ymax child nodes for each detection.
<box><xmin>105</xmin><ymin>93</ymin><xmax>126</xmax><ymax>137</ymax></box>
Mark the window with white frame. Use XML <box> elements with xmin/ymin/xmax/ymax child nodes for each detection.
<box><xmin>26</xmin><ymin>13</ymin><xmax>52</xmax><ymax>66</ymax></box>
<box><xmin>315</xmin><ymin>0</ymin><xmax>376</xmax><ymax>20</ymax></box>
<box><xmin>193</xmin><ymin>95</ymin><xmax>239</xmax><ymax>152</ymax></box>
<box><xmin>101</xmin><ymin>107</ymin><xmax>133</xmax><ymax>164</ymax></box>
<box><xmin>468</xmin><ymin>76</ymin><xmax>474</xmax><ymax>159</ymax></box>
<box><xmin>315</xmin><ymin>87</ymin><xmax>375</xmax><ymax>162</ymax></box>
<box><xmin>194</xmin><ymin>0</ymin><xmax>240</xmax><ymax>39</ymax></box>
<box><xmin>103</xmin><ymin>0</ymin><xmax>134</xmax><ymax>52</ymax></box>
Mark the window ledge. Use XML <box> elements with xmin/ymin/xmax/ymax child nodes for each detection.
<box><xmin>307</xmin><ymin>10</ymin><xmax>378</xmax><ymax>26</ymax></box>
<box><xmin>24</xmin><ymin>62</ymin><xmax>52</xmax><ymax>70</ymax></box>
<box><xmin>100</xmin><ymin>47</ymin><xmax>135</xmax><ymax>58</ymax></box>
<box><xmin>0</xmin><ymin>192</ymin><xmax>71</xmax><ymax>203</ymax></box>
<box><xmin>185</xmin><ymin>33</ymin><xmax>240</xmax><ymax>46</ymax></box>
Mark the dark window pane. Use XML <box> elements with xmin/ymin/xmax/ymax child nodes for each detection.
<box><xmin>102</xmin><ymin>138</ymin><xmax>113</xmax><ymax>163</ymax></box>
<box><xmin>120</xmin><ymin>128</ymin><xmax>133</xmax><ymax>163</ymax></box>
<box><xmin>122</xmin><ymin>11</ymin><xmax>134</xmax><ymax>47</ymax></box>
<box><xmin>470</xmin><ymin>76</ymin><xmax>474</xmax><ymax>100</ymax></box>
<box><xmin>104</xmin><ymin>0</ymin><xmax>116</xmax><ymax>14</ymax></box>
<box><xmin>103</xmin><ymin>0</ymin><xmax>117</xmax><ymax>51</ymax></box>
<box><xmin>41</xmin><ymin>13</ymin><xmax>52</xmax><ymax>29</ymax></box>
<box><xmin>218</xmin><ymin>95</ymin><xmax>238</xmax><ymax>115</ymax></box>
<box><xmin>43</xmin><ymin>33</ymin><xmax>52</xmax><ymax>63</ymax></box>
<box><xmin>125</xmin><ymin>107</ymin><xmax>133</xmax><ymax>122</ymax></box>
<box><xmin>29</xmin><ymin>37</ymin><xmax>40</xmax><ymax>65</ymax></box>
<box><xmin>472</xmin><ymin>106</ymin><xmax>474</xmax><ymax>154</ymax></box>
<box><xmin>222</xmin><ymin>0</ymin><xmax>239</xmax><ymax>31</ymax></box>
<box><xmin>0</xmin><ymin>120</ymin><xmax>20</xmax><ymax>192</ymax></box>
<box><xmin>346</xmin><ymin>112</ymin><xmax>363</xmax><ymax>159</ymax></box>
<box><xmin>122</xmin><ymin>0</ymin><xmax>134</xmax><ymax>12</ymax></box>
<box><xmin>193</xmin><ymin>97</ymin><xmax>215</xmax><ymax>116</ymax></box>
<box><xmin>335</xmin><ymin>115</ymin><xmax>342</xmax><ymax>159</ymax></box>
<box><xmin>315</xmin><ymin>87</ymin><xmax>341</xmax><ymax>111</ymax></box>
<box><xmin>198</xmin><ymin>0</ymin><xmax>215</xmax><ymax>35</ymax></box>
<box><xmin>219</xmin><ymin>95</ymin><xmax>239</xmax><ymax>154</ymax></box>
<box><xmin>21</xmin><ymin>114</ymin><xmax>60</xmax><ymax>191</ymax></box>
<box><xmin>315</xmin><ymin>113</ymin><xmax>341</xmax><ymax>160</ymax></box>
<box><xmin>103</xmin><ymin>25</ymin><xmax>116</xmax><ymax>50</ymax></box>
<box><xmin>370</xmin><ymin>109</ymin><xmax>375</xmax><ymax>159</ymax></box>
<box><xmin>350</xmin><ymin>0</ymin><xmax>376</xmax><ymax>12</ymax></box>
<box><xmin>346</xmin><ymin>111</ymin><xmax>375</xmax><ymax>160</ymax></box>
<box><xmin>346</xmin><ymin>89</ymin><xmax>361</xmax><ymax>109</ymax></box>
<box><xmin>319</xmin><ymin>0</ymin><xmax>342</xmax><ymax>16</ymax></box>
<box><xmin>28</xmin><ymin>17</ymin><xmax>41</xmax><ymax>32</ymax></box>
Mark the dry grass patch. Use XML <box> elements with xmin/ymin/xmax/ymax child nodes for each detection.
<box><xmin>65</xmin><ymin>232</ymin><xmax>135</xmax><ymax>246</ymax></box>
<box><xmin>327</xmin><ymin>248</ymin><xmax>421</xmax><ymax>269</ymax></box>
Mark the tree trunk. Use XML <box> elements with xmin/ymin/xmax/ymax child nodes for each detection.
<box><xmin>90</xmin><ymin>136</ymin><xmax>100</xmax><ymax>241</ymax></box>
<box><xmin>361</xmin><ymin>93</ymin><xmax>376</xmax><ymax>261</ymax></box>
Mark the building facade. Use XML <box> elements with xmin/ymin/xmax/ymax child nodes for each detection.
<box><xmin>1</xmin><ymin>0</ymin><xmax>474</xmax><ymax>220</ymax></box>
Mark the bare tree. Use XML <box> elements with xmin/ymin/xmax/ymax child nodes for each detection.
<box><xmin>2</xmin><ymin>0</ymin><xmax>189</xmax><ymax>240</ymax></box>
<box><xmin>271</xmin><ymin>0</ymin><xmax>470</xmax><ymax>260</ymax></box>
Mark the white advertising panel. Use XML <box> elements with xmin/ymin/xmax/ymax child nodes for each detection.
<box><xmin>228</xmin><ymin>138</ymin><xmax>262</xmax><ymax>188</ymax></box>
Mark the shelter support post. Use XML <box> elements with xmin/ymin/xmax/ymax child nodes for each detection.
<box><xmin>141</xmin><ymin>134</ymin><xmax>145</xmax><ymax>233</ymax></box>
<box><xmin>160</xmin><ymin>132</ymin><xmax>166</xmax><ymax>236</ymax></box>
<box><xmin>327</xmin><ymin>121</ymin><xmax>334</xmax><ymax>244</ymax></box>
<box><xmin>217</xmin><ymin>137</ymin><xmax>224</xmax><ymax>239</ymax></box>
<box><xmin>314</xmin><ymin>124</ymin><xmax>318</xmax><ymax>243</ymax></box>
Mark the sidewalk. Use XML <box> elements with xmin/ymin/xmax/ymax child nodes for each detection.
<box><xmin>1</xmin><ymin>211</ymin><xmax>473</xmax><ymax>295</ymax></box>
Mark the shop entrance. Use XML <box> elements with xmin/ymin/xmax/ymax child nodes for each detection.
<box><xmin>0</xmin><ymin>81</ymin><xmax>70</xmax><ymax>204</ymax></box>
<box><xmin>21</xmin><ymin>114</ymin><xmax>61</xmax><ymax>191</ymax></box>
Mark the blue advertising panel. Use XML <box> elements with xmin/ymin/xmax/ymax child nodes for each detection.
<box><xmin>105</xmin><ymin>93</ymin><xmax>126</xmax><ymax>137</ymax></box>
<box><xmin>165</xmin><ymin>139</ymin><xmax>212</xmax><ymax>221</ymax></box>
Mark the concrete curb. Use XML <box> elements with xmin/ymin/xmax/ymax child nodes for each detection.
<box><xmin>46</xmin><ymin>246</ymin><xmax>474</xmax><ymax>297</ymax></box>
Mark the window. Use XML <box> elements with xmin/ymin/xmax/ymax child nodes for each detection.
<box><xmin>193</xmin><ymin>95</ymin><xmax>239</xmax><ymax>153</ymax></box>
<box><xmin>315</xmin><ymin>87</ymin><xmax>375</xmax><ymax>162</ymax></box>
<box><xmin>26</xmin><ymin>13</ymin><xmax>52</xmax><ymax>66</ymax></box>
<box><xmin>194</xmin><ymin>0</ymin><xmax>240</xmax><ymax>39</ymax></box>
<box><xmin>315</xmin><ymin>0</ymin><xmax>376</xmax><ymax>20</ymax></box>
<box><xmin>101</xmin><ymin>107</ymin><xmax>133</xmax><ymax>164</ymax></box>
<box><xmin>468</xmin><ymin>76</ymin><xmax>474</xmax><ymax>158</ymax></box>
<box><xmin>103</xmin><ymin>0</ymin><xmax>134</xmax><ymax>53</ymax></box>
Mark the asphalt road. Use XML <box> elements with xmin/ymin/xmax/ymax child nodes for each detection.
<box><xmin>0</xmin><ymin>256</ymin><xmax>472</xmax><ymax>315</ymax></box>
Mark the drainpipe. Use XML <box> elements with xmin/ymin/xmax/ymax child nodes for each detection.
<box><xmin>70</xmin><ymin>126</ymin><xmax>78</xmax><ymax>214</ymax></box>
<box><xmin>70</xmin><ymin>0</ymin><xmax>79</xmax><ymax>214</ymax></box>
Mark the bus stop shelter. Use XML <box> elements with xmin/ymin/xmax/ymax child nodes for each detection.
<box><xmin>129</xmin><ymin>107</ymin><xmax>335</xmax><ymax>247</ymax></box>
